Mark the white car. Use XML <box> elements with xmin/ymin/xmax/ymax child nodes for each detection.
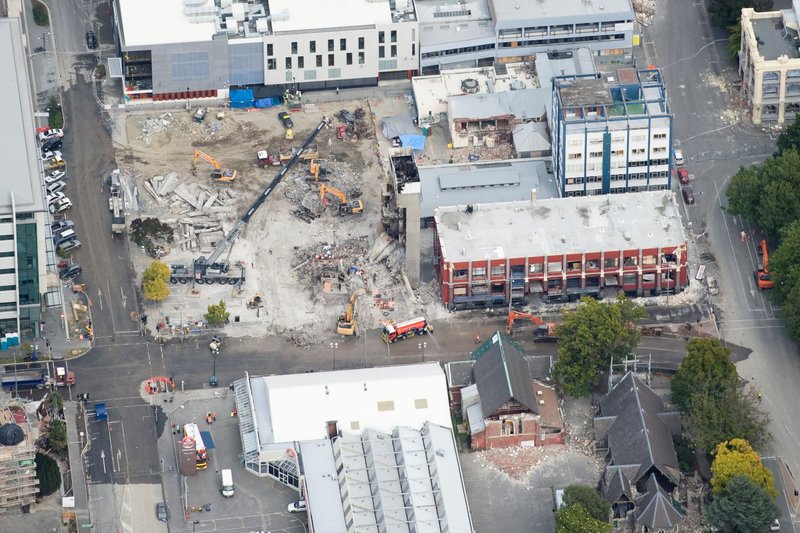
<box><xmin>772</xmin><ymin>519</ymin><xmax>781</xmax><ymax>531</ymax></box>
<box><xmin>45</xmin><ymin>171</ymin><xmax>66</xmax><ymax>184</ymax></box>
<box><xmin>287</xmin><ymin>500</ymin><xmax>306</xmax><ymax>513</ymax></box>
<box><xmin>41</xmin><ymin>150</ymin><xmax>63</xmax><ymax>161</ymax></box>
<box><xmin>673</xmin><ymin>148</ymin><xmax>684</xmax><ymax>165</ymax></box>
<box><xmin>49</xmin><ymin>198</ymin><xmax>72</xmax><ymax>214</ymax></box>
<box><xmin>37</xmin><ymin>128</ymin><xmax>64</xmax><ymax>142</ymax></box>
<box><xmin>46</xmin><ymin>192</ymin><xmax>66</xmax><ymax>205</ymax></box>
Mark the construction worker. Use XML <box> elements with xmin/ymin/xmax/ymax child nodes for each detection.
<box><xmin>475</xmin><ymin>335</ymin><xmax>481</xmax><ymax>344</ymax></box>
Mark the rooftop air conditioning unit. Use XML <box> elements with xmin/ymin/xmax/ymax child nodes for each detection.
<box><xmin>461</xmin><ymin>78</ymin><xmax>480</xmax><ymax>94</ymax></box>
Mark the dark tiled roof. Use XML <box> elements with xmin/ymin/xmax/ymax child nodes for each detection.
<box><xmin>524</xmin><ymin>355</ymin><xmax>553</xmax><ymax>380</ymax></box>
<box><xmin>445</xmin><ymin>361</ymin><xmax>475</xmax><ymax>388</ymax></box>
<box><xmin>597</xmin><ymin>372</ymin><xmax>681</xmax><ymax>487</ymax></box>
<box><xmin>603</xmin><ymin>467</ymin><xmax>633</xmax><ymax>504</ymax></box>
<box><xmin>471</xmin><ymin>331</ymin><xmax>538</xmax><ymax>415</ymax></box>
<box><xmin>635</xmin><ymin>473</ymin><xmax>684</xmax><ymax>529</ymax></box>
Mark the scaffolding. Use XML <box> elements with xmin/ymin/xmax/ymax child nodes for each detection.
<box><xmin>0</xmin><ymin>401</ymin><xmax>38</xmax><ymax>513</ymax></box>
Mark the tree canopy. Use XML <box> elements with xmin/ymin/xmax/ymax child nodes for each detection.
<box><xmin>48</xmin><ymin>419</ymin><xmax>67</xmax><ymax>451</ymax></box>
<box><xmin>553</xmin><ymin>296</ymin><xmax>646</xmax><ymax>397</ymax></box>
<box><xmin>555</xmin><ymin>504</ymin><xmax>612</xmax><ymax>533</ymax></box>
<box><xmin>765</xmin><ymin>220</ymin><xmax>800</xmax><ymax>340</ymax></box>
<box><xmin>142</xmin><ymin>261</ymin><xmax>171</xmax><ymax>302</ymax></box>
<box><xmin>711</xmin><ymin>439</ymin><xmax>776</xmax><ymax>498</ymax></box>
<box><xmin>205</xmin><ymin>300</ymin><xmax>230</xmax><ymax>325</ymax></box>
<box><xmin>706</xmin><ymin>475</ymin><xmax>780</xmax><ymax>533</ymax></box>
<box><xmin>35</xmin><ymin>452</ymin><xmax>61</xmax><ymax>496</ymax></box>
<box><xmin>708</xmin><ymin>0</ymin><xmax>773</xmax><ymax>27</ymax></box>
<box><xmin>670</xmin><ymin>338</ymin><xmax>738</xmax><ymax>412</ymax></box>
<box><xmin>563</xmin><ymin>485</ymin><xmax>610</xmax><ymax>523</ymax></box>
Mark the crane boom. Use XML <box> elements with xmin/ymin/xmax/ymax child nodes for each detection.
<box><xmin>198</xmin><ymin>116</ymin><xmax>330</xmax><ymax>270</ymax></box>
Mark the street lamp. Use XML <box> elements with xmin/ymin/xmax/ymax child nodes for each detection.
<box><xmin>418</xmin><ymin>342</ymin><xmax>427</xmax><ymax>363</ymax></box>
<box><xmin>39</xmin><ymin>32</ymin><xmax>50</xmax><ymax>52</ymax></box>
<box><xmin>210</xmin><ymin>349</ymin><xmax>218</xmax><ymax>386</ymax></box>
<box><xmin>330</xmin><ymin>342</ymin><xmax>338</xmax><ymax>371</ymax></box>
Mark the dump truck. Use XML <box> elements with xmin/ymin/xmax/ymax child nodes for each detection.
<box><xmin>382</xmin><ymin>317</ymin><xmax>433</xmax><ymax>343</ymax></box>
<box><xmin>54</xmin><ymin>366</ymin><xmax>76</xmax><ymax>386</ymax></box>
<box><xmin>256</xmin><ymin>150</ymin><xmax>279</xmax><ymax>167</ymax></box>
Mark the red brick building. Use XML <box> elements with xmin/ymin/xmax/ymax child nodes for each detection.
<box><xmin>433</xmin><ymin>191</ymin><xmax>689</xmax><ymax>310</ymax></box>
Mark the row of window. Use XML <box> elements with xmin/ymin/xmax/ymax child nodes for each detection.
<box><xmin>271</xmin><ymin>30</ymin><xmax>402</xmax><ymax>59</ymax></box>
<box><xmin>498</xmin><ymin>20</ymin><xmax>631</xmax><ymax>39</ymax></box>
<box><xmin>452</xmin><ymin>254</ymin><xmax>679</xmax><ymax>279</ymax></box>
<box><xmin>421</xmin><ymin>43</ymin><xmax>495</xmax><ymax>59</ymax></box>
<box><xmin>498</xmin><ymin>34</ymin><xmax>626</xmax><ymax>48</ymax></box>
<box><xmin>564</xmin><ymin>170</ymin><xmax>670</xmax><ymax>183</ymax></box>
<box><xmin>570</xmin><ymin>133</ymin><xmax>667</xmax><ymax>146</ymax></box>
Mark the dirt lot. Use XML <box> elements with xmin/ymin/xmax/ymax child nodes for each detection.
<box><xmin>113</xmin><ymin>96</ymin><xmax>448</xmax><ymax>345</ymax></box>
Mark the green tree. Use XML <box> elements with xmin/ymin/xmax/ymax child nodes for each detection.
<box><xmin>707</xmin><ymin>475</ymin><xmax>780</xmax><ymax>533</ymax></box>
<box><xmin>555</xmin><ymin>504</ymin><xmax>612</xmax><ymax>533</ymax></box>
<box><xmin>708</xmin><ymin>0</ymin><xmax>772</xmax><ymax>28</ymax></box>
<box><xmin>766</xmin><ymin>220</ymin><xmax>800</xmax><ymax>341</ymax></box>
<box><xmin>205</xmin><ymin>300</ymin><xmax>230</xmax><ymax>325</ymax></box>
<box><xmin>670</xmin><ymin>338</ymin><xmax>738</xmax><ymax>412</ymax></box>
<box><xmin>48</xmin><ymin>419</ymin><xmax>67</xmax><ymax>451</ymax></box>
<box><xmin>777</xmin><ymin>115</ymin><xmax>800</xmax><ymax>155</ymax></box>
<box><xmin>552</xmin><ymin>296</ymin><xmax>646</xmax><ymax>397</ymax></box>
<box><xmin>47</xmin><ymin>96</ymin><xmax>63</xmax><ymax>129</ymax></box>
<box><xmin>45</xmin><ymin>391</ymin><xmax>64</xmax><ymax>417</ymax></box>
<box><xmin>686</xmin><ymin>383</ymin><xmax>771</xmax><ymax>453</ymax></box>
<box><xmin>32</xmin><ymin>1</ymin><xmax>49</xmax><ymax>26</ymax></box>
<box><xmin>711</xmin><ymin>439</ymin><xmax>776</xmax><ymax>497</ymax></box>
<box><xmin>35</xmin><ymin>452</ymin><xmax>61</xmax><ymax>496</ymax></box>
<box><xmin>563</xmin><ymin>485</ymin><xmax>610</xmax><ymax>523</ymax></box>
<box><xmin>142</xmin><ymin>260</ymin><xmax>171</xmax><ymax>302</ymax></box>
<box><xmin>143</xmin><ymin>260</ymin><xmax>170</xmax><ymax>283</ymax></box>
<box><xmin>727</xmin><ymin>23</ymin><xmax>742</xmax><ymax>61</ymax></box>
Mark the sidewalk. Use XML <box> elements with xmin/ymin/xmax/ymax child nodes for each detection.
<box><xmin>65</xmin><ymin>401</ymin><xmax>91</xmax><ymax>529</ymax></box>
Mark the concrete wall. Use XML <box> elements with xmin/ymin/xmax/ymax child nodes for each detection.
<box><xmin>471</xmin><ymin>415</ymin><xmax>564</xmax><ymax>450</ymax></box>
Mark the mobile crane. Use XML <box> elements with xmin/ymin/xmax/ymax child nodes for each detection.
<box><xmin>170</xmin><ymin>117</ymin><xmax>331</xmax><ymax>285</ymax></box>
<box><xmin>754</xmin><ymin>239</ymin><xmax>775</xmax><ymax>290</ymax></box>
<box><xmin>192</xmin><ymin>149</ymin><xmax>238</xmax><ymax>182</ymax></box>
<box><xmin>319</xmin><ymin>184</ymin><xmax>363</xmax><ymax>215</ymax></box>
<box><xmin>336</xmin><ymin>293</ymin><xmax>357</xmax><ymax>336</ymax></box>
<box><xmin>506</xmin><ymin>310</ymin><xmax>557</xmax><ymax>342</ymax></box>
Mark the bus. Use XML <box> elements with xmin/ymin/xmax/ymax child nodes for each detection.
<box><xmin>183</xmin><ymin>423</ymin><xmax>208</xmax><ymax>470</ymax></box>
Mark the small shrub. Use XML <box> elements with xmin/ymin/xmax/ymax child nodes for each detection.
<box><xmin>32</xmin><ymin>1</ymin><xmax>49</xmax><ymax>26</ymax></box>
<box><xmin>35</xmin><ymin>452</ymin><xmax>61</xmax><ymax>496</ymax></box>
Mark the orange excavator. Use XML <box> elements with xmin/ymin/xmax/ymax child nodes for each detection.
<box><xmin>319</xmin><ymin>184</ymin><xmax>363</xmax><ymax>215</ymax></box>
<box><xmin>755</xmin><ymin>239</ymin><xmax>775</xmax><ymax>290</ymax></box>
<box><xmin>506</xmin><ymin>310</ymin><xmax>558</xmax><ymax>342</ymax></box>
<box><xmin>192</xmin><ymin>149</ymin><xmax>237</xmax><ymax>182</ymax></box>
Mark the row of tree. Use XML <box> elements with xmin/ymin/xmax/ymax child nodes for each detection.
<box><xmin>726</xmin><ymin>119</ymin><xmax>800</xmax><ymax>342</ymax></box>
<box><xmin>141</xmin><ymin>260</ymin><xmax>230</xmax><ymax>324</ymax></box>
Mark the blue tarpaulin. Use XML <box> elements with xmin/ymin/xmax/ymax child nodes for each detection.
<box><xmin>253</xmin><ymin>97</ymin><xmax>280</xmax><ymax>108</ymax></box>
<box><xmin>399</xmin><ymin>134</ymin><xmax>426</xmax><ymax>151</ymax></box>
<box><xmin>200</xmin><ymin>431</ymin><xmax>215</xmax><ymax>449</ymax></box>
<box><xmin>229</xmin><ymin>88</ymin><xmax>254</xmax><ymax>109</ymax></box>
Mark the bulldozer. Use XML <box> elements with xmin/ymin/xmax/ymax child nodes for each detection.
<box><xmin>336</xmin><ymin>293</ymin><xmax>357</xmax><ymax>336</ymax></box>
<box><xmin>192</xmin><ymin>149</ymin><xmax>238</xmax><ymax>182</ymax></box>
<box><xmin>319</xmin><ymin>184</ymin><xmax>363</xmax><ymax>215</ymax></box>
<box><xmin>506</xmin><ymin>310</ymin><xmax>557</xmax><ymax>342</ymax></box>
<box><xmin>247</xmin><ymin>292</ymin><xmax>264</xmax><ymax>309</ymax></box>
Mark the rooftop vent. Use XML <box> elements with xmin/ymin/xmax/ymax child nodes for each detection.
<box><xmin>461</xmin><ymin>78</ymin><xmax>480</xmax><ymax>94</ymax></box>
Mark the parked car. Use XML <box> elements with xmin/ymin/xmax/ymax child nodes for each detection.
<box><xmin>46</xmin><ymin>181</ymin><xmax>66</xmax><ymax>195</ymax></box>
<box><xmin>676</xmin><ymin>167</ymin><xmax>690</xmax><ymax>184</ymax></box>
<box><xmin>45</xmin><ymin>171</ymin><xmax>66</xmax><ymax>184</ymax></box>
<box><xmin>278</xmin><ymin>111</ymin><xmax>293</xmax><ymax>129</ymax></box>
<box><xmin>681</xmin><ymin>186</ymin><xmax>695</xmax><ymax>205</ymax></box>
<box><xmin>673</xmin><ymin>148</ymin><xmax>684</xmax><ymax>165</ymax></box>
<box><xmin>771</xmin><ymin>519</ymin><xmax>781</xmax><ymax>531</ymax></box>
<box><xmin>58</xmin><ymin>264</ymin><xmax>82</xmax><ymax>280</ymax></box>
<box><xmin>86</xmin><ymin>30</ymin><xmax>97</xmax><ymax>50</ymax></box>
<box><xmin>46</xmin><ymin>192</ymin><xmax>66</xmax><ymax>205</ymax></box>
<box><xmin>49</xmin><ymin>198</ymin><xmax>72</xmax><ymax>214</ymax></box>
<box><xmin>53</xmin><ymin>229</ymin><xmax>77</xmax><ymax>246</ymax></box>
<box><xmin>37</xmin><ymin>128</ymin><xmax>63</xmax><ymax>142</ymax></box>
<box><xmin>287</xmin><ymin>500</ymin><xmax>306</xmax><ymax>513</ymax></box>
<box><xmin>56</xmin><ymin>240</ymin><xmax>82</xmax><ymax>254</ymax></box>
<box><xmin>156</xmin><ymin>502</ymin><xmax>168</xmax><ymax>522</ymax></box>
<box><xmin>51</xmin><ymin>220</ymin><xmax>74</xmax><ymax>233</ymax></box>
<box><xmin>41</xmin><ymin>150</ymin><xmax>63</xmax><ymax>161</ymax></box>
<box><xmin>706</xmin><ymin>276</ymin><xmax>719</xmax><ymax>295</ymax></box>
<box><xmin>41</xmin><ymin>138</ymin><xmax>62</xmax><ymax>153</ymax></box>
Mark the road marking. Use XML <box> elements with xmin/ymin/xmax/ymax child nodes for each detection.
<box><xmin>97</xmin><ymin>288</ymin><xmax>103</xmax><ymax>311</ymax></box>
<box><xmin>120</xmin><ymin>286</ymin><xmax>127</xmax><ymax>309</ymax></box>
<box><xmin>720</xmin><ymin>325</ymin><xmax>787</xmax><ymax>332</ymax></box>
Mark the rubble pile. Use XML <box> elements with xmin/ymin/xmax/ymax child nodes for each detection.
<box><xmin>478</xmin><ymin>444</ymin><xmax>571</xmax><ymax>481</ymax></box>
<box><xmin>633</xmin><ymin>0</ymin><xmax>655</xmax><ymax>22</ymax></box>
<box><xmin>135</xmin><ymin>111</ymin><xmax>248</xmax><ymax>147</ymax></box>
<box><xmin>336</xmin><ymin>108</ymin><xmax>375</xmax><ymax>141</ymax></box>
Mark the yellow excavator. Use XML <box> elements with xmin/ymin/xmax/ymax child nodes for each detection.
<box><xmin>319</xmin><ymin>184</ymin><xmax>363</xmax><ymax>215</ymax></box>
<box><xmin>192</xmin><ymin>149</ymin><xmax>238</xmax><ymax>182</ymax></box>
<box><xmin>309</xmin><ymin>159</ymin><xmax>327</xmax><ymax>183</ymax></box>
<box><xmin>336</xmin><ymin>293</ymin><xmax>357</xmax><ymax>335</ymax></box>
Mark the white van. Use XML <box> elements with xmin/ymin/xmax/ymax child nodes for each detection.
<box><xmin>221</xmin><ymin>469</ymin><xmax>234</xmax><ymax>497</ymax></box>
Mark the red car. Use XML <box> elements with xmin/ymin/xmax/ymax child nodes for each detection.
<box><xmin>677</xmin><ymin>167</ymin><xmax>690</xmax><ymax>184</ymax></box>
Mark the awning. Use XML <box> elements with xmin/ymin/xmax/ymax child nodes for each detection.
<box><xmin>604</xmin><ymin>275</ymin><xmax>619</xmax><ymax>286</ymax></box>
<box><xmin>200</xmin><ymin>431</ymin><xmax>216</xmax><ymax>449</ymax></box>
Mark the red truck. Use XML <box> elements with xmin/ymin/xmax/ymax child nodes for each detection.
<box><xmin>381</xmin><ymin>317</ymin><xmax>433</xmax><ymax>344</ymax></box>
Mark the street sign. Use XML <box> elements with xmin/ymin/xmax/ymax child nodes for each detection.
<box><xmin>695</xmin><ymin>265</ymin><xmax>705</xmax><ymax>281</ymax></box>
<box><xmin>18</xmin><ymin>458</ymin><xmax>34</xmax><ymax>467</ymax></box>
<box><xmin>80</xmin><ymin>523</ymin><xmax>92</xmax><ymax>528</ymax></box>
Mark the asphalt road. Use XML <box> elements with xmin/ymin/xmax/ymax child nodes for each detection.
<box><xmin>642</xmin><ymin>1</ymin><xmax>800</xmax><ymax>530</ymax></box>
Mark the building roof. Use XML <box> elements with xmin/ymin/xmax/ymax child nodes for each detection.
<box><xmin>298</xmin><ymin>439</ymin><xmax>348</xmax><ymax>533</ymax></box>
<box><xmin>554</xmin><ymin>68</ymin><xmax>669</xmax><ymax>119</ymax></box>
<box><xmin>489</xmin><ymin>0</ymin><xmax>633</xmax><ymax>24</ymax></box>
<box><xmin>444</xmin><ymin>360</ymin><xmax>475</xmax><ymax>388</ymax></box>
<box><xmin>416</xmin><ymin>0</ymin><xmax>495</xmax><ymax>48</ymax></box>
<box><xmin>603</xmin><ymin>467</ymin><xmax>634</xmax><ymax>504</ymax></box>
<box><xmin>448</xmin><ymin>87</ymin><xmax>549</xmax><ymax>121</ymax></box>
<box><xmin>249</xmin><ymin>363</ymin><xmax>452</xmax><ymax>444</ymax></box>
<box><xmin>268</xmin><ymin>0</ymin><xmax>395</xmax><ymax>33</ymax></box>
<box><xmin>634</xmin><ymin>473</ymin><xmax>685</xmax><ymax>529</ymax></box>
<box><xmin>512</xmin><ymin>122</ymin><xmax>551</xmax><ymax>155</ymax></box>
<box><xmin>0</xmin><ymin>18</ymin><xmax>45</xmax><ymax>215</ymax></box>
<box><xmin>434</xmin><ymin>191</ymin><xmax>686</xmax><ymax>263</ymax></box>
<box><xmin>751</xmin><ymin>15</ymin><xmax>800</xmax><ymax>60</ymax></box>
<box><xmin>117</xmin><ymin>0</ymin><xmax>218</xmax><ymax>47</ymax></box>
<box><xmin>418</xmin><ymin>158</ymin><xmax>559</xmax><ymax>218</ymax></box>
<box><xmin>535</xmin><ymin>49</ymin><xmax>597</xmax><ymax>88</ymax></box>
<box><xmin>471</xmin><ymin>332</ymin><xmax>539</xmax><ymax>415</ymax></box>
<box><xmin>596</xmin><ymin>372</ymin><xmax>681</xmax><ymax>488</ymax></box>
<box><xmin>524</xmin><ymin>355</ymin><xmax>553</xmax><ymax>380</ymax></box>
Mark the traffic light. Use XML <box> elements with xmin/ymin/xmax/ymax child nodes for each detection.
<box><xmin>141</xmin><ymin>314</ymin><xmax>148</xmax><ymax>325</ymax></box>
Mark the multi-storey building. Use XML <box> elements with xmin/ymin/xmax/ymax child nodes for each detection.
<box><xmin>0</xmin><ymin>18</ymin><xmax>50</xmax><ymax>340</ymax></box>
<box><xmin>550</xmin><ymin>67</ymin><xmax>673</xmax><ymax>197</ymax></box>
<box><xmin>112</xmin><ymin>0</ymin><xmax>419</xmax><ymax>102</ymax></box>
<box><xmin>0</xmin><ymin>401</ymin><xmax>38</xmax><ymax>513</ymax></box>
<box><xmin>739</xmin><ymin>6</ymin><xmax>800</xmax><ymax>125</ymax></box>
<box><xmin>433</xmin><ymin>191</ymin><xmax>688</xmax><ymax>310</ymax></box>
<box><xmin>417</xmin><ymin>0</ymin><xmax>634</xmax><ymax>74</ymax></box>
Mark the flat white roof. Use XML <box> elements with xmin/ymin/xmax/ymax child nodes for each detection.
<box><xmin>268</xmin><ymin>0</ymin><xmax>392</xmax><ymax>33</ymax></box>
<box><xmin>490</xmin><ymin>0</ymin><xmax>633</xmax><ymax>22</ymax></box>
<box><xmin>118</xmin><ymin>0</ymin><xmax>217</xmax><ymax>47</ymax></box>
<box><xmin>254</xmin><ymin>363</ymin><xmax>452</xmax><ymax>443</ymax></box>
<box><xmin>299</xmin><ymin>439</ymin><xmax>348</xmax><ymax>533</ymax></box>
<box><xmin>435</xmin><ymin>191</ymin><xmax>686</xmax><ymax>262</ymax></box>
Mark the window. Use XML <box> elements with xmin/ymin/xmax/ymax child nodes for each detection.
<box><xmin>391</xmin><ymin>45</ymin><xmax>397</xmax><ymax>57</ymax></box>
<box><xmin>328</xmin><ymin>67</ymin><xmax>341</xmax><ymax>78</ymax></box>
<box><xmin>642</xmin><ymin>255</ymin><xmax>657</xmax><ymax>265</ymax></box>
<box><xmin>377</xmin><ymin>400</ymin><xmax>395</xmax><ymax>412</ymax></box>
<box><xmin>298</xmin><ymin>56</ymin><xmax>304</xmax><ymax>68</ymax></box>
<box><xmin>328</xmin><ymin>54</ymin><xmax>335</xmax><ymax>66</ymax></box>
<box><xmin>291</xmin><ymin>42</ymin><xmax>298</xmax><ymax>54</ymax></box>
<box><xmin>653</xmin><ymin>133</ymin><xmax>667</xmax><ymax>139</ymax></box>
<box><xmin>589</xmin><ymin>151</ymin><xmax>603</xmax><ymax>158</ymax></box>
<box><xmin>568</xmin><ymin>152</ymin><xmax>583</xmax><ymax>160</ymax></box>
<box><xmin>358</xmin><ymin>36</ymin><xmax>365</xmax><ymax>49</ymax></box>
<box><xmin>412</xmin><ymin>43</ymin><xmax>415</xmax><ymax>56</ymax></box>
<box><xmin>328</xmin><ymin>39</ymin><xmax>334</xmax><ymax>51</ymax></box>
<box><xmin>379</xmin><ymin>46</ymin><xmax>385</xmax><ymax>58</ymax></box>
<box><xmin>623</xmin><ymin>273</ymin><xmax>637</xmax><ymax>285</ymax></box>
<box><xmin>379</xmin><ymin>31</ymin><xmax>385</xmax><ymax>43</ymax></box>
<box><xmin>309</xmin><ymin>41</ymin><xmax>316</xmax><ymax>53</ymax></box>
<box><xmin>454</xmin><ymin>269</ymin><xmax>467</xmax><ymax>279</ymax></box>
<box><xmin>346</xmin><ymin>52</ymin><xmax>353</xmax><ymax>65</ymax></box>
<box><xmin>472</xmin><ymin>267</ymin><xmax>486</xmax><ymax>277</ymax></box>
<box><xmin>267</xmin><ymin>44</ymin><xmax>273</xmax><ymax>56</ymax></box>
<box><xmin>358</xmin><ymin>51</ymin><xmax>365</xmax><ymax>64</ymax></box>
<box><xmin>316</xmin><ymin>54</ymin><xmax>322</xmax><ymax>67</ymax></box>
<box><xmin>391</xmin><ymin>30</ymin><xmax>397</xmax><ymax>42</ymax></box>
<box><xmin>340</xmin><ymin>38</ymin><xmax>346</xmax><ymax>51</ymax></box>
<box><xmin>414</xmin><ymin>398</ymin><xmax>428</xmax><ymax>409</ymax></box>
<box><xmin>285</xmin><ymin>57</ymin><xmax>292</xmax><ymax>69</ymax></box>
<box><xmin>605</xmin><ymin>257</ymin><xmax>619</xmax><ymax>268</ymax></box>
<box><xmin>350</xmin><ymin>421</ymin><xmax>360</xmax><ymax>430</ymax></box>
<box><xmin>267</xmin><ymin>58</ymin><xmax>276</xmax><ymax>70</ymax></box>
<box><xmin>529</xmin><ymin>263</ymin><xmax>543</xmax><ymax>273</ymax></box>
<box><xmin>491</xmin><ymin>265</ymin><xmax>505</xmax><ymax>276</ymax></box>
<box><xmin>623</xmin><ymin>256</ymin><xmax>638</xmax><ymax>267</ymax></box>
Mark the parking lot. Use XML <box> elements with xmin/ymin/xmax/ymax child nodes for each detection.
<box><xmin>157</xmin><ymin>388</ymin><xmax>307</xmax><ymax>532</ymax></box>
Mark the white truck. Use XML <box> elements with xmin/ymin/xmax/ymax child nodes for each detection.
<box><xmin>221</xmin><ymin>469</ymin><xmax>234</xmax><ymax>497</ymax></box>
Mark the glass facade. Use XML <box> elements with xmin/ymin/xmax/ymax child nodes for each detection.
<box><xmin>0</xmin><ymin>221</ymin><xmax>41</xmax><ymax>340</ymax></box>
